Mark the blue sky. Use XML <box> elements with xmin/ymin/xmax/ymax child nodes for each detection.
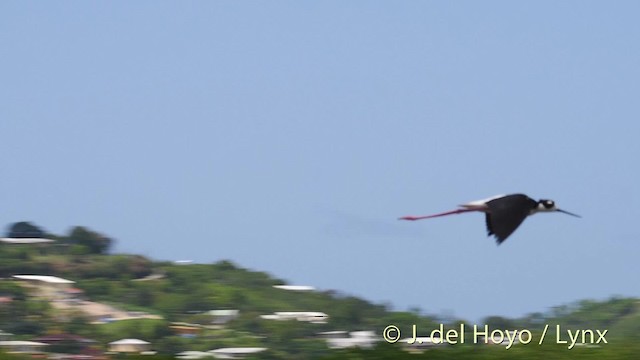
<box><xmin>2</xmin><ymin>2</ymin><xmax>639</xmax><ymax>322</ymax></box>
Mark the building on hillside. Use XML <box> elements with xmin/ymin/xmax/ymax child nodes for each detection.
<box><xmin>33</xmin><ymin>333</ymin><xmax>96</xmax><ymax>353</ymax></box>
<box><xmin>12</xmin><ymin>275</ymin><xmax>75</xmax><ymax>300</ymax></box>
<box><xmin>207</xmin><ymin>309</ymin><xmax>239</xmax><ymax>325</ymax></box>
<box><xmin>273</xmin><ymin>285</ymin><xmax>315</xmax><ymax>291</ymax></box>
<box><xmin>260</xmin><ymin>311</ymin><xmax>328</xmax><ymax>324</ymax></box>
<box><xmin>209</xmin><ymin>347</ymin><xmax>267</xmax><ymax>359</ymax></box>
<box><xmin>0</xmin><ymin>237</ymin><xmax>55</xmax><ymax>244</ymax></box>
<box><xmin>132</xmin><ymin>273</ymin><xmax>166</xmax><ymax>281</ymax></box>
<box><xmin>12</xmin><ymin>275</ymin><xmax>74</xmax><ymax>285</ymax></box>
<box><xmin>176</xmin><ymin>350</ymin><xmax>211</xmax><ymax>359</ymax></box>
<box><xmin>0</xmin><ymin>340</ymin><xmax>48</xmax><ymax>355</ymax></box>
<box><xmin>108</xmin><ymin>338</ymin><xmax>151</xmax><ymax>353</ymax></box>
<box><xmin>324</xmin><ymin>330</ymin><xmax>378</xmax><ymax>349</ymax></box>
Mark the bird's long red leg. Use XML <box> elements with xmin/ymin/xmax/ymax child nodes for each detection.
<box><xmin>399</xmin><ymin>208</ymin><xmax>479</xmax><ymax>221</ymax></box>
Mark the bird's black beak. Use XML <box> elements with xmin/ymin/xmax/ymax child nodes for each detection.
<box><xmin>556</xmin><ymin>209</ymin><xmax>581</xmax><ymax>218</ymax></box>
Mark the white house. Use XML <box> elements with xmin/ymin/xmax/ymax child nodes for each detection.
<box><xmin>209</xmin><ymin>347</ymin><xmax>267</xmax><ymax>359</ymax></box>
<box><xmin>108</xmin><ymin>338</ymin><xmax>151</xmax><ymax>353</ymax></box>
<box><xmin>13</xmin><ymin>275</ymin><xmax>75</xmax><ymax>300</ymax></box>
<box><xmin>0</xmin><ymin>340</ymin><xmax>48</xmax><ymax>354</ymax></box>
<box><xmin>260</xmin><ymin>311</ymin><xmax>328</xmax><ymax>324</ymax></box>
<box><xmin>176</xmin><ymin>350</ymin><xmax>213</xmax><ymax>359</ymax></box>
<box><xmin>0</xmin><ymin>238</ymin><xmax>54</xmax><ymax>244</ymax></box>
<box><xmin>13</xmin><ymin>275</ymin><xmax>74</xmax><ymax>285</ymax></box>
<box><xmin>325</xmin><ymin>331</ymin><xmax>378</xmax><ymax>349</ymax></box>
<box><xmin>273</xmin><ymin>285</ymin><xmax>315</xmax><ymax>291</ymax></box>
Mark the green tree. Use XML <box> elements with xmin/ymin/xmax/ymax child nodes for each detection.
<box><xmin>6</xmin><ymin>221</ymin><xmax>45</xmax><ymax>238</ymax></box>
<box><xmin>65</xmin><ymin>226</ymin><xmax>113</xmax><ymax>254</ymax></box>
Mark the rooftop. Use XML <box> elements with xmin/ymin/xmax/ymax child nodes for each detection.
<box><xmin>0</xmin><ymin>237</ymin><xmax>54</xmax><ymax>244</ymax></box>
<box><xmin>13</xmin><ymin>275</ymin><xmax>75</xmax><ymax>284</ymax></box>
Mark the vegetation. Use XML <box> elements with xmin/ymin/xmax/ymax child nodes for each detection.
<box><xmin>6</xmin><ymin>221</ymin><xmax>47</xmax><ymax>238</ymax></box>
<box><xmin>0</xmin><ymin>221</ymin><xmax>637</xmax><ymax>359</ymax></box>
<box><xmin>319</xmin><ymin>341</ymin><xmax>640</xmax><ymax>360</ymax></box>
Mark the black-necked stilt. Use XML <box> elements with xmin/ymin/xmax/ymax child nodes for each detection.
<box><xmin>399</xmin><ymin>194</ymin><xmax>580</xmax><ymax>244</ymax></box>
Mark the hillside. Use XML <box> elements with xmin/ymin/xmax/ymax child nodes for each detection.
<box><xmin>0</xmin><ymin>222</ymin><xmax>638</xmax><ymax>359</ymax></box>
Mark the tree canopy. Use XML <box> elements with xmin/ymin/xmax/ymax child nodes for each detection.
<box><xmin>6</xmin><ymin>221</ymin><xmax>45</xmax><ymax>238</ymax></box>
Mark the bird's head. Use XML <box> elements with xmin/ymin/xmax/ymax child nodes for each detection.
<box><xmin>536</xmin><ymin>199</ymin><xmax>581</xmax><ymax>217</ymax></box>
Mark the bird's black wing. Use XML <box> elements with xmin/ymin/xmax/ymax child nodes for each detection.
<box><xmin>485</xmin><ymin>194</ymin><xmax>537</xmax><ymax>244</ymax></box>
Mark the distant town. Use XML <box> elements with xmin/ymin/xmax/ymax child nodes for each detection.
<box><xmin>0</xmin><ymin>222</ymin><xmax>637</xmax><ymax>359</ymax></box>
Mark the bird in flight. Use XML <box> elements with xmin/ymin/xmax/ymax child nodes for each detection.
<box><xmin>399</xmin><ymin>194</ymin><xmax>580</xmax><ymax>244</ymax></box>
